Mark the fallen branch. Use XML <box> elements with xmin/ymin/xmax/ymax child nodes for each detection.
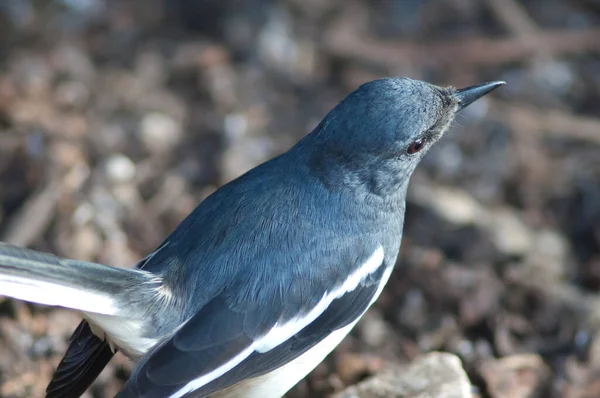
<box><xmin>325</xmin><ymin>25</ymin><xmax>600</xmax><ymax>71</ymax></box>
<box><xmin>488</xmin><ymin>99</ymin><xmax>600</xmax><ymax>145</ymax></box>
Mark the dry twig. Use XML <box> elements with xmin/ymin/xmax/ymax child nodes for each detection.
<box><xmin>325</xmin><ymin>25</ymin><xmax>600</xmax><ymax>71</ymax></box>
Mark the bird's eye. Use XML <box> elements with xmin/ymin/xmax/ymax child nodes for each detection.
<box><xmin>407</xmin><ymin>139</ymin><xmax>425</xmax><ymax>155</ymax></box>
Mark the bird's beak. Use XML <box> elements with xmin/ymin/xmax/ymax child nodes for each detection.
<box><xmin>455</xmin><ymin>81</ymin><xmax>505</xmax><ymax>111</ymax></box>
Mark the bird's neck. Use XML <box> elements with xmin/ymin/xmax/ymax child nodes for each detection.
<box><xmin>283</xmin><ymin>136</ymin><xmax>410</xmax><ymax>213</ymax></box>
<box><xmin>308</xmin><ymin>154</ymin><xmax>410</xmax><ymax>212</ymax></box>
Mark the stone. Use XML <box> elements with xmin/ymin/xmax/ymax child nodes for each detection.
<box><xmin>334</xmin><ymin>352</ymin><xmax>472</xmax><ymax>398</ymax></box>
<box><xmin>104</xmin><ymin>154</ymin><xmax>136</xmax><ymax>183</ymax></box>
<box><xmin>138</xmin><ymin>112</ymin><xmax>182</xmax><ymax>153</ymax></box>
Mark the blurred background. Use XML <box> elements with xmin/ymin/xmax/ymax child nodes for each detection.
<box><xmin>0</xmin><ymin>0</ymin><xmax>599</xmax><ymax>397</ymax></box>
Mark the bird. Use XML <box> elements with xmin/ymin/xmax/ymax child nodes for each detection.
<box><xmin>0</xmin><ymin>77</ymin><xmax>503</xmax><ymax>398</ymax></box>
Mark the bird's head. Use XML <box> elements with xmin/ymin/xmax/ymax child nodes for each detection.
<box><xmin>304</xmin><ymin>77</ymin><xmax>504</xmax><ymax>199</ymax></box>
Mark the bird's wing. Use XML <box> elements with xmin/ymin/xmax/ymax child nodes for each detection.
<box><xmin>117</xmin><ymin>243</ymin><xmax>388</xmax><ymax>398</ymax></box>
<box><xmin>45</xmin><ymin>320</ymin><xmax>114</xmax><ymax>398</ymax></box>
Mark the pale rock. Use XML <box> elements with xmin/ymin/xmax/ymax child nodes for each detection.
<box><xmin>138</xmin><ymin>112</ymin><xmax>182</xmax><ymax>153</ymax></box>
<box><xmin>335</xmin><ymin>352</ymin><xmax>472</xmax><ymax>398</ymax></box>
<box><xmin>488</xmin><ymin>208</ymin><xmax>533</xmax><ymax>256</ymax></box>
<box><xmin>104</xmin><ymin>154</ymin><xmax>136</xmax><ymax>183</ymax></box>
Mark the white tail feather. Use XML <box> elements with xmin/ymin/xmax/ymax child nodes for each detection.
<box><xmin>0</xmin><ymin>274</ymin><xmax>117</xmax><ymax>315</ymax></box>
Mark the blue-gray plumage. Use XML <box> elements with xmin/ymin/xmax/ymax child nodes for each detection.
<box><xmin>0</xmin><ymin>78</ymin><xmax>504</xmax><ymax>398</ymax></box>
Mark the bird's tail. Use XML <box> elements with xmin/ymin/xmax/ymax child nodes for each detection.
<box><xmin>0</xmin><ymin>243</ymin><xmax>161</xmax><ymax>316</ymax></box>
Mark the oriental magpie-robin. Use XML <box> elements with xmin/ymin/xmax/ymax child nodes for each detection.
<box><xmin>0</xmin><ymin>78</ymin><xmax>503</xmax><ymax>397</ymax></box>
